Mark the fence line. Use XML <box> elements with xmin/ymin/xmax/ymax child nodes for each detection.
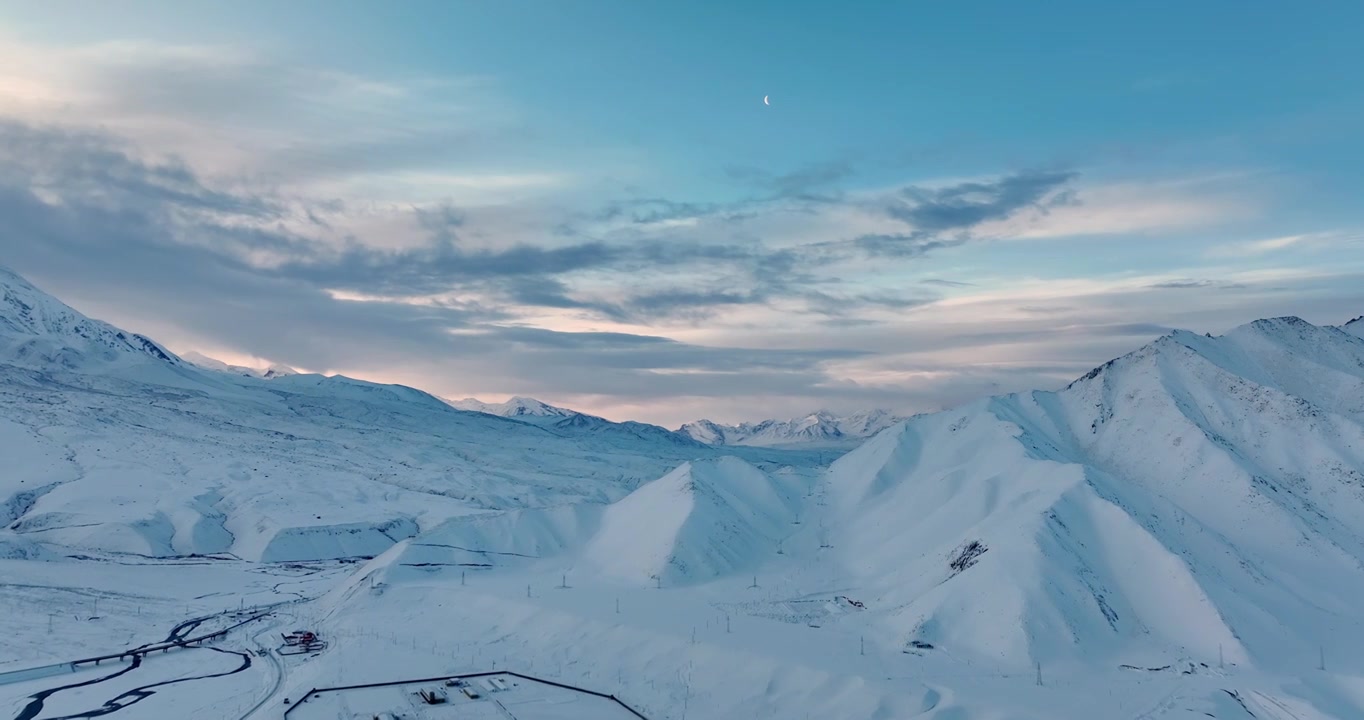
<box><xmin>281</xmin><ymin>669</ymin><xmax>648</xmax><ymax>719</ymax></box>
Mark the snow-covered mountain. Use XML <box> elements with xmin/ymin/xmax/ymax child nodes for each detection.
<box><xmin>7</xmin><ymin>261</ymin><xmax>1364</xmax><ymax>719</ymax></box>
<box><xmin>451</xmin><ymin>394</ymin><xmax>705</xmax><ymax>447</ymax></box>
<box><xmin>582</xmin><ymin>457</ymin><xmax>806</xmax><ymax>584</ymax></box>
<box><xmin>181</xmin><ymin>351</ymin><xmax>298</xmax><ymax>379</ymax></box>
<box><xmin>377</xmin><ymin>314</ymin><xmax>1364</xmax><ymax>673</ymax></box>
<box><xmin>803</xmin><ymin>316</ymin><xmax>1364</xmax><ymax>669</ymax></box>
<box><xmin>0</xmin><ymin>265</ymin><xmax>181</xmax><ymax>372</ymax></box>
<box><xmin>447</xmin><ymin>395</ymin><xmax>576</xmax><ymax>419</ymax></box>
<box><xmin>679</xmin><ymin>408</ymin><xmax>906</xmax><ymax>447</ymax></box>
<box><xmin>1345</xmin><ymin>314</ymin><xmax>1364</xmax><ymax>337</ymax></box>
<box><xmin>0</xmin><ymin>268</ymin><xmax>819</xmax><ymax>562</ymax></box>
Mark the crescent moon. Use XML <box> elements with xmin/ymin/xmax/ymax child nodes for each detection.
<box><xmin>763</xmin><ymin>95</ymin><xmax>770</xmax><ymax>106</ymax></box>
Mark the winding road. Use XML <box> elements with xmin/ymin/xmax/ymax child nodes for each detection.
<box><xmin>11</xmin><ymin>611</ymin><xmax>271</xmax><ymax>720</ymax></box>
<box><xmin>236</xmin><ymin>616</ymin><xmax>287</xmax><ymax>720</ymax></box>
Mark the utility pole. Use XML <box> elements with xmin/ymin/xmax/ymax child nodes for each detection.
<box><xmin>1320</xmin><ymin>645</ymin><xmax>1326</xmax><ymax>671</ymax></box>
<box><xmin>560</xmin><ymin>574</ymin><xmax>567</xmax><ymax>589</ymax></box>
<box><xmin>461</xmin><ymin>570</ymin><xmax>466</xmax><ymax>586</ymax></box>
<box><xmin>725</xmin><ymin>615</ymin><xmax>731</xmax><ymax>634</ymax></box>
<box><xmin>1035</xmin><ymin>661</ymin><xmax>1043</xmax><ymax>687</ymax></box>
<box><xmin>526</xmin><ymin>584</ymin><xmax>531</xmax><ymax>598</ymax></box>
<box><xmin>860</xmin><ymin>636</ymin><xmax>865</xmax><ymax>656</ymax></box>
<box><xmin>749</xmin><ymin>575</ymin><xmax>758</xmax><ymax>589</ymax></box>
<box><xmin>615</xmin><ymin>598</ymin><xmax>620</xmax><ymax>614</ymax></box>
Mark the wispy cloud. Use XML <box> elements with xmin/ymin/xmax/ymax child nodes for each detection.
<box><xmin>1205</xmin><ymin>231</ymin><xmax>1363</xmax><ymax>258</ymax></box>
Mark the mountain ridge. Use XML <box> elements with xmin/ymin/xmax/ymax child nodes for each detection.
<box><xmin>808</xmin><ymin>312</ymin><xmax>1364</xmax><ymax>669</ymax></box>
<box><xmin>678</xmin><ymin>408</ymin><xmax>907</xmax><ymax>447</ymax></box>
<box><xmin>0</xmin><ymin>267</ymin><xmax>823</xmax><ymax>562</ymax></box>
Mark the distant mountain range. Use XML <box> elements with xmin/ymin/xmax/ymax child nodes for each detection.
<box><xmin>0</xmin><ymin>265</ymin><xmax>815</xmax><ymax>562</ymax></box>
<box><xmin>447</xmin><ymin>395</ymin><xmax>577</xmax><ymax>419</ymax></box>
<box><xmin>448</xmin><ymin>395</ymin><xmax>707</xmax><ymax>447</ymax></box>
<box><xmin>678</xmin><ymin>409</ymin><xmax>907</xmax><ymax>447</ymax></box>
<box><xmin>446</xmin><ymin>395</ymin><xmax>908</xmax><ymax>448</ymax></box>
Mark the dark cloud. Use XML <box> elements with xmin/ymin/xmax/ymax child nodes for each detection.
<box><xmin>1147</xmin><ymin>278</ymin><xmax>1248</xmax><ymax>290</ymax></box>
<box><xmin>840</xmin><ymin>170</ymin><xmax>1077</xmax><ymax>259</ymax></box>
<box><xmin>801</xmin><ymin>290</ymin><xmax>937</xmax><ymax>317</ymax></box>
<box><xmin>1148</xmin><ymin>279</ymin><xmax>1214</xmax><ymax>289</ymax></box>
<box><xmin>0</xmin><ymin>120</ymin><xmax>279</xmax><ymax>219</ymax></box>
<box><xmin>497</xmin><ymin>276</ymin><xmax>627</xmax><ymax>320</ymax></box>
<box><xmin>921</xmin><ymin>278</ymin><xmax>976</xmax><ymax>287</ymax></box>
<box><xmin>883</xmin><ymin>170</ymin><xmax>1077</xmax><ymax>231</ymax></box>
<box><xmin>853</xmin><ymin>233</ymin><xmax>970</xmax><ymax>258</ymax></box>
<box><xmin>596</xmin><ymin>159</ymin><xmax>854</xmax><ymax>228</ymax></box>
<box><xmin>621</xmin><ymin>289</ymin><xmax>766</xmax><ymax>321</ymax></box>
<box><xmin>594</xmin><ymin>197</ymin><xmax>752</xmax><ymax>225</ymax></box>
<box><xmin>278</xmin><ymin>240</ymin><xmax>624</xmax><ymax>295</ymax></box>
<box><xmin>723</xmin><ymin>160</ymin><xmax>853</xmax><ymax>202</ymax></box>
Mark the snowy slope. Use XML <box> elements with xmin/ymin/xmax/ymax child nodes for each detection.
<box><xmin>0</xmin><ymin>269</ymin><xmax>823</xmax><ymax>563</ymax></box>
<box><xmin>581</xmin><ymin>457</ymin><xmax>808</xmax><ymax>585</ymax></box>
<box><xmin>386</xmin><ymin>455</ymin><xmax>812</xmax><ymax>586</ymax></box>
<box><xmin>807</xmin><ymin>317</ymin><xmax>1364</xmax><ymax>670</ymax></box>
<box><xmin>181</xmin><ymin>351</ymin><xmax>298</xmax><ymax>379</ymax></box>
<box><xmin>679</xmin><ymin>408</ymin><xmax>906</xmax><ymax>447</ymax></box>
<box><xmin>1343</xmin><ymin>315</ymin><xmax>1364</xmax><ymax>338</ymax></box>
<box><xmin>0</xmin><ymin>265</ymin><xmax>181</xmax><ymax>373</ymax></box>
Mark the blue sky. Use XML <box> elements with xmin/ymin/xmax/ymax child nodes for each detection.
<box><xmin>1</xmin><ymin>1</ymin><xmax>1362</xmax><ymax>424</ymax></box>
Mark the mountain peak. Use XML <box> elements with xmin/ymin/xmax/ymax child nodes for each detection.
<box><xmin>1342</xmin><ymin>316</ymin><xmax>1364</xmax><ymax>339</ymax></box>
<box><xmin>448</xmin><ymin>395</ymin><xmax>576</xmax><ymax>418</ymax></box>
<box><xmin>0</xmin><ymin>267</ymin><xmax>181</xmax><ymax>370</ymax></box>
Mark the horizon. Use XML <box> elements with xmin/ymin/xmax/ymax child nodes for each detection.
<box><xmin>12</xmin><ymin>255</ymin><xmax>1361</xmax><ymax>429</ymax></box>
<box><xmin>3</xmin><ymin>1</ymin><xmax>1363</xmax><ymax>426</ymax></box>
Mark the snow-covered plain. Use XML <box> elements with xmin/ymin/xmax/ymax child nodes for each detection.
<box><xmin>3</xmin><ymin>266</ymin><xmax>1364</xmax><ymax>719</ymax></box>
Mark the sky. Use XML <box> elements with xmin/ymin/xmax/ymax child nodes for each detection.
<box><xmin>2</xmin><ymin>1</ymin><xmax>1363</xmax><ymax>426</ymax></box>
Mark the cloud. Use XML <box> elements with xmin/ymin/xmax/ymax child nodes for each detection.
<box><xmin>0</xmin><ymin>122</ymin><xmax>801</xmax><ymax>324</ymax></box>
<box><xmin>2</xmin><ymin>33</ymin><xmax>1352</xmax><ymax>426</ymax></box>
<box><xmin>0</xmin><ymin>35</ymin><xmax>554</xmax><ymax>204</ymax></box>
<box><xmin>1145</xmin><ymin>278</ymin><xmax>1246</xmax><ymax>290</ymax></box>
<box><xmin>852</xmin><ymin>233</ymin><xmax>969</xmax><ymax>258</ymax></box>
<box><xmin>723</xmin><ymin>160</ymin><xmax>853</xmax><ymax>202</ymax></box>
<box><xmin>840</xmin><ymin>170</ymin><xmax>1078</xmax><ymax>258</ymax></box>
<box><xmin>881</xmin><ymin>170</ymin><xmax>1077</xmax><ymax>231</ymax></box>
<box><xmin>0</xmin><ymin>119</ymin><xmax>875</xmax><ymax>414</ymax></box>
<box><xmin>1204</xmin><ymin>231</ymin><xmax>1363</xmax><ymax>258</ymax></box>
